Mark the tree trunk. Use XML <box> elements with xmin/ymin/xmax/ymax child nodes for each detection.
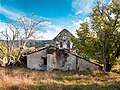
<box><xmin>102</xmin><ymin>39</ymin><xmax>107</xmax><ymax>73</ymax></box>
<box><xmin>12</xmin><ymin>47</ymin><xmax>23</xmax><ymax>66</ymax></box>
<box><xmin>103</xmin><ymin>58</ymin><xmax>112</xmax><ymax>72</ymax></box>
<box><xmin>103</xmin><ymin>49</ymin><xmax>107</xmax><ymax>73</ymax></box>
<box><xmin>106</xmin><ymin>60</ymin><xmax>112</xmax><ymax>72</ymax></box>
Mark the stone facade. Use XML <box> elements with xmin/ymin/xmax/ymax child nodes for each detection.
<box><xmin>27</xmin><ymin>47</ymin><xmax>76</xmax><ymax>71</ymax></box>
<box><xmin>27</xmin><ymin>46</ymin><xmax>102</xmax><ymax>71</ymax></box>
<box><xmin>78</xmin><ymin>58</ymin><xmax>100</xmax><ymax>71</ymax></box>
<box><xmin>27</xmin><ymin>48</ymin><xmax>47</xmax><ymax>70</ymax></box>
<box><xmin>53</xmin><ymin>29</ymin><xmax>73</xmax><ymax>49</ymax></box>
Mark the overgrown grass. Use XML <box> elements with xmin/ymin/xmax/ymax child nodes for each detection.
<box><xmin>0</xmin><ymin>67</ymin><xmax>120</xmax><ymax>90</ymax></box>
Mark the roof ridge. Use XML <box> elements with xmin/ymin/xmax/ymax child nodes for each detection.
<box><xmin>53</xmin><ymin>29</ymin><xmax>74</xmax><ymax>40</ymax></box>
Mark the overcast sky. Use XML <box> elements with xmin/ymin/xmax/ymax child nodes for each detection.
<box><xmin>0</xmin><ymin>0</ymin><xmax>111</xmax><ymax>40</ymax></box>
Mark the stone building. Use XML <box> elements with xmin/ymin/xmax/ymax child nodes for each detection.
<box><xmin>53</xmin><ymin>29</ymin><xmax>74</xmax><ymax>49</ymax></box>
<box><xmin>27</xmin><ymin>45</ymin><xmax>102</xmax><ymax>71</ymax></box>
<box><xmin>27</xmin><ymin>29</ymin><xmax>102</xmax><ymax>71</ymax></box>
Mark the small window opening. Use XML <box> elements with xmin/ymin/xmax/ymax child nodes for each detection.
<box><xmin>60</xmin><ymin>41</ymin><xmax>63</xmax><ymax>48</ymax></box>
<box><xmin>42</xmin><ymin>57</ymin><xmax>47</xmax><ymax>65</ymax></box>
<box><xmin>67</xmin><ymin>41</ymin><xmax>70</xmax><ymax>48</ymax></box>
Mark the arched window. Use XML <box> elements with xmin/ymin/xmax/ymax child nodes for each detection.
<box><xmin>67</xmin><ymin>41</ymin><xmax>70</xmax><ymax>49</ymax></box>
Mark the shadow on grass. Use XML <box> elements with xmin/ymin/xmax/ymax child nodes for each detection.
<box><xmin>2</xmin><ymin>81</ymin><xmax>120</xmax><ymax>90</ymax></box>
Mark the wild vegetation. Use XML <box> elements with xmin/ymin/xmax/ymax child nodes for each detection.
<box><xmin>0</xmin><ymin>67</ymin><xmax>120</xmax><ymax>90</ymax></box>
<box><xmin>0</xmin><ymin>14</ymin><xmax>46</xmax><ymax>67</ymax></box>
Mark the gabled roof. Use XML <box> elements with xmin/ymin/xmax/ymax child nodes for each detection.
<box><xmin>26</xmin><ymin>45</ymin><xmax>58</xmax><ymax>55</ymax></box>
<box><xmin>53</xmin><ymin>29</ymin><xmax>74</xmax><ymax>41</ymax></box>
<box><xmin>27</xmin><ymin>46</ymin><xmax>48</xmax><ymax>55</ymax></box>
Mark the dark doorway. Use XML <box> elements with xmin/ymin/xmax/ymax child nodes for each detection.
<box><xmin>42</xmin><ymin>57</ymin><xmax>47</xmax><ymax>65</ymax></box>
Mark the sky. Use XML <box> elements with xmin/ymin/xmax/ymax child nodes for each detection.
<box><xmin>0</xmin><ymin>0</ymin><xmax>111</xmax><ymax>40</ymax></box>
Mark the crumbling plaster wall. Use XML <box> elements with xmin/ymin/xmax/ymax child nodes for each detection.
<box><xmin>27</xmin><ymin>46</ymin><xmax>100</xmax><ymax>71</ymax></box>
<box><xmin>62</xmin><ymin>53</ymin><xmax>76</xmax><ymax>71</ymax></box>
<box><xmin>55</xmin><ymin>50</ymin><xmax>77</xmax><ymax>71</ymax></box>
<box><xmin>78</xmin><ymin>58</ymin><xmax>99</xmax><ymax>71</ymax></box>
<box><xmin>27</xmin><ymin>49</ymin><xmax>47</xmax><ymax>70</ymax></box>
<box><xmin>47</xmin><ymin>52</ymin><xmax>57</xmax><ymax>71</ymax></box>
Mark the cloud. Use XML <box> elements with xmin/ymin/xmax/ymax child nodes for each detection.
<box><xmin>0</xmin><ymin>6</ymin><xmax>61</xmax><ymax>40</ymax></box>
<box><xmin>72</xmin><ymin>0</ymin><xmax>95</xmax><ymax>15</ymax></box>
<box><xmin>0</xmin><ymin>20</ymin><xmax>63</xmax><ymax>40</ymax></box>
<box><xmin>0</xmin><ymin>21</ymin><xmax>15</xmax><ymax>40</ymax></box>
<box><xmin>40</xmin><ymin>22</ymin><xmax>63</xmax><ymax>40</ymax></box>
<box><xmin>36</xmin><ymin>30</ymin><xmax>60</xmax><ymax>40</ymax></box>
<box><xmin>0</xmin><ymin>21</ymin><xmax>63</xmax><ymax>40</ymax></box>
<box><xmin>75</xmin><ymin>11</ymin><xmax>83</xmax><ymax>15</ymax></box>
<box><xmin>72</xmin><ymin>20</ymin><xmax>83</xmax><ymax>29</ymax></box>
<box><xmin>72</xmin><ymin>0</ymin><xmax>111</xmax><ymax>15</ymax></box>
<box><xmin>0</xmin><ymin>6</ymin><xmax>20</xmax><ymax>20</ymax></box>
<box><xmin>0</xmin><ymin>22</ymin><xmax>7</xmax><ymax>32</ymax></box>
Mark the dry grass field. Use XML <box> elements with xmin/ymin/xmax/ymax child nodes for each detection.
<box><xmin>0</xmin><ymin>67</ymin><xmax>120</xmax><ymax>90</ymax></box>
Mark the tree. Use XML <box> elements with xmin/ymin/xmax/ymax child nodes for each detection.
<box><xmin>91</xmin><ymin>1</ymin><xmax>120</xmax><ymax>72</ymax></box>
<box><xmin>72</xmin><ymin>22</ymin><xmax>91</xmax><ymax>58</ymax></box>
<box><xmin>0</xmin><ymin>15</ymin><xmax>45</xmax><ymax>66</ymax></box>
<box><xmin>72</xmin><ymin>1</ymin><xmax>120</xmax><ymax>72</ymax></box>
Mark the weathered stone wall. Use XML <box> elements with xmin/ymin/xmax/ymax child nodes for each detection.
<box><xmin>27</xmin><ymin>46</ymin><xmax>100</xmax><ymax>71</ymax></box>
<box><xmin>27</xmin><ymin>49</ymin><xmax>47</xmax><ymax>70</ymax></box>
<box><xmin>78</xmin><ymin>58</ymin><xmax>99</xmax><ymax>71</ymax></box>
<box><xmin>55</xmin><ymin>50</ymin><xmax>67</xmax><ymax>69</ymax></box>
<box><xmin>47</xmin><ymin>52</ymin><xmax>57</xmax><ymax>71</ymax></box>
<box><xmin>55</xmin><ymin>50</ymin><xmax>77</xmax><ymax>71</ymax></box>
<box><xmin>62</xmin><ymin>53</ymin><xmax>76</xmax><ymax>71</ymax></box>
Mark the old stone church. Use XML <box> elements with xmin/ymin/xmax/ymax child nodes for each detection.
<box><xmin>27</xmin><ymin>29</ymin><xmax>102</xmax><ymax>71</ymax></box>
